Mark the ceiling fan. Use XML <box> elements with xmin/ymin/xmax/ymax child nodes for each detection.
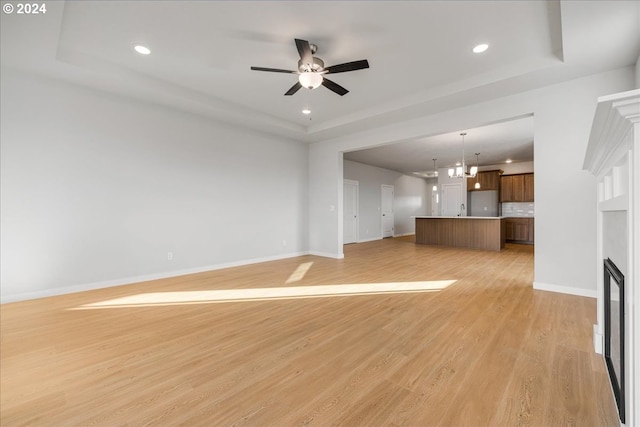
<box><xmin>250</xmin><ymin>38</ymin><xmax>369</xmax><ymax>96</ymax></box>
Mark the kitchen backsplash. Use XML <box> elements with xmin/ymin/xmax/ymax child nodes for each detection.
<box><xmin>502</xmin><ymin>202</ymin><xmax>534</xmax><ymax>217</ymax></box>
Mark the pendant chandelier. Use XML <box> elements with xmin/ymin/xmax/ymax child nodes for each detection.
<box><xmin>432</xmin><ymin>159</ymin><xmax>438</xmax><ymax>191</ymax></box>
<box><xmin>474</xmin><ymin>153</ymin><xmax>481</xmax><ymax>189</ymax></box>
<box><xmin>448</xmin><ymin>132</ymin><xmax>478</xmax><ymax>179</ymax></box>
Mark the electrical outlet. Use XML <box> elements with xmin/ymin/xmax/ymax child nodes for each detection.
<box><xmin>167</xmin><ymin>252</ymin><xmax>173</xmax><ymax>261</ymax></box>
<box><xmin>282</xmin><ymin>240</ymin><xmax>287</xmax><ymax>247</ymax></box>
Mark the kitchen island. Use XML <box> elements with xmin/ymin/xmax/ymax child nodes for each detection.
<box><xmin>414</xmin><ymin>216</ymin><xmax>506</xmax><ymax>251</ymax></box>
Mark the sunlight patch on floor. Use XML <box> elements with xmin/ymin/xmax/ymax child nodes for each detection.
<box><xmin>69</xmin><ymin>280</ymin><xmax>457</xmax><ymax>309</ymax></box>
<box><xmin>285</xmin><ymin>262</ymin><xmax>313</xmax><ymax>284</ymax></box>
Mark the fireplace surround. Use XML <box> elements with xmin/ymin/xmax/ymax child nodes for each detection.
<box><xmin>584</xmin><ymin>89</ymin><xmax>639</xmax><ymax>426</ymax></box>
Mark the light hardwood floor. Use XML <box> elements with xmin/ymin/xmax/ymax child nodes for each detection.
<box><xmin>1</xmin><ymin>238</ymin><xmax>619</xmax><ymax>426</ymax></box>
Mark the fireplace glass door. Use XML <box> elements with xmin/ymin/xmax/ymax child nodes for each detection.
<box><xmin>604</xmin><ymin>258</ymin><xmax>625</xmax><ymax>423</ymax></box>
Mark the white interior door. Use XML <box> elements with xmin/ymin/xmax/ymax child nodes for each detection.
<box><xmin>381</xmin><ymin>184</ymin><xmax>394</xmax><ymax>238</ymax></box>
<box><xmin>442</xmin><ymin>183</ymin><xmax>463</xmax><ymax>216</ymax></box>
<box><xmin>343</xmin><ymin>180</ymin><xmax>359</xmax><ymax>244</ymax></box>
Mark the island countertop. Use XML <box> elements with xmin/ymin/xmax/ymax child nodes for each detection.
<box><xmin>415</xmin><ymin>216</ymin><xmax>505</xmax><ymax>251</ymax></box>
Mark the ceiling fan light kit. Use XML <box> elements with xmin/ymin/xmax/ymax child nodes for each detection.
<box><xmin>251</xmin><ymin>38</ymin><xmax>369</xmax><ymax>96</ymax></box>
<box><xmin>298</xmin><ymin>72</ymin><xmax>323</xmax><ymax>89</ymax></box>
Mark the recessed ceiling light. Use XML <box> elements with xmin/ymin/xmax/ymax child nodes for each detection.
<box><xmin>134</xmin><ymin>44</ymin><xmax>151</xmax><ymax>55</ymax></box>
<box><xmin>302</xmin><ymin>109</ymin><xmax>311</xmax><ymax>115</ymax></box>
<box><xmin>472</xmin><ymin>43</ymin><xmax>489</xmax><ymax>54</ymax></box>
<box><xmin>506</xmin><ymin>159</ymin><xmax>513</xmax><ymax>164</ymax></box>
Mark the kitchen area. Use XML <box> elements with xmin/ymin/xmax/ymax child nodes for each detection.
<box><xmin>468</xmin><ymin>170</ymin><xmax>535</xmax><ymax>245</ymax></box>
<box><xmin>415</xmin><ymin>168</ymin><xmax>534</xmax><ymax>251</ymax></box>
<box><xmin>498</xmin><ymin>173</ymin><xmax>535</xmax><ymax>244</ymax></box>
<box><xmin>343</xmin><ymin>117</ymin><xmax>536</xmax><ymax>251</ymax></box>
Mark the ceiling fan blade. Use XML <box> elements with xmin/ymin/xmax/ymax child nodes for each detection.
<box><xmin>324</xmin><ymin>59</ymin><xmax>370</xmax><ymax>74</ymax></box>
<box><xmin>284</xmin><ymin>82</ymin><xmax>302</xmax><ymax>96</ymax></box>
<box><xmin>322</xmin><ymin>78</ymin><xmax>349</xmax><ymax>96</ymax></box>
<box><xmin>251</xmin><ymin>66</ymin><xmax>297</xmax><ymax>74</ymax></box>
<box><xmin>295</xmin><ymin>38</ymin><xmax>313</xmax><ymax>65</ymax></box>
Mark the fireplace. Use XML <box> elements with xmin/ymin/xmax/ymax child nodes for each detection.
<box><xmin>604</xmin><ymin>258</ymin><xmax>625</xmax><ymax>423</ymax></box>
<box><xmin>585</xmin><ymin>89</ymin><xmax>639</xmax><ymax>426</ymax></box>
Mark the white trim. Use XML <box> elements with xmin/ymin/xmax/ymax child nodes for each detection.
<box><xmin>583</xmin><ymin>89</ymin><xmax>640</xmax><ymax>178</ymax></box>
<box><xmin>630</xmin><ymin>121</ymin><xmax>639</xmax><ymax>427</ymax></box>
<box><xmin>381</xmin><ymin>184</ymin><xmax>395</xmax><ymax>238</ymax></box>
<box><xmin>343</xmin><ymin>179</ymin><xmax>360</xmax><ymax>244</ymax></box>
<box><xmin>308</xmin><ymin>250</ymin><xmax>344</xmax><ymax>260</ymax></box>
<box><xmin>533</xmin><ymin>281</ymin><xmax>597</xmax><ymax>298</ymax></box>
<box><xmin>594</xmin><ymin>324</ymin><xmax>604</xmax><ymax>354</ymax></box>
<box><xmin>394</xmin><ymin>232</ymin><xmax>415</xmax><ymax>237</ymax></box>
<box><xmin>1</xmin><ymin>251</ymin><xmax>309</xmax><ymax>303</ymax></box>
<box><xmin>357</xmin><ymin>237</ymin><xmax>382</xmax><ymax>243</ymax></box>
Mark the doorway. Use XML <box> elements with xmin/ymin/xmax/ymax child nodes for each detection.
<box><xmin>441</xmin><ymin>183</ymin><xmax>463</xmax><ymax>217</ymax></box>
<box><xmin>381</xmin><ymin>184</ymin><xmax>394</xmax><ymax>238</ymax></box>
<box><xmin>343</xmin><ymin>179</ymin><xmax>359</xmax><ymax>244</ymax></box>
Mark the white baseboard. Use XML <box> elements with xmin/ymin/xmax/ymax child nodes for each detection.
<box><xmin>357</xmin><ymin>237</ymin><xmax>381</xmax><ymax>243</ymax></box>
<box><xmin>1</xmin><ymin>251</ymin><xmax>310</xmax><ymax>303</ymax></box>
<box><xmin>394</xmin><ymin>232</ymin><xmax>414</xmax><ymax>237</ymax></box>
<box><xmin>308</xmin><ymin>251</ymin><xmax>344</xmax><ymax>259</ymax></box>
<box><xmin>533</xmin><ymin>281</ymin><xmax>597</xmax><ymax>298</ymax></box>
<box><xmin>593</xmin><ymin>324</ymin><xmax>603</xmax><ymax>354</ymax></box>
<box><xmin>352</xmin><ymin>234</ymin><xmax>412</xmax><ymax>243</ymax></box>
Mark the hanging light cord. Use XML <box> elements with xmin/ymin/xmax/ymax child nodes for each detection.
<box><xmin>461</xmin><ymin>132</ymin><xmax>466</xmax><ymax>172</ymax></box>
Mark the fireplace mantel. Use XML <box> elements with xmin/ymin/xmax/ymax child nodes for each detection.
<box><xmin>584</xmin><ymin>90</ymin><xmax>640</xmax><ymax>177</ymax></box>
<box><xmin>584</xmin><ymin>88</ymin><xmax>639</xmax><ymax>426</ymax></box>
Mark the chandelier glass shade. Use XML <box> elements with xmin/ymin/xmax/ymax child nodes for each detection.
<box><xmin>474</xmin><ymin>153</ymin><xmax>481</xmax><ymax>189</ymax></box>
<box><xmin>298</xmin><ymin>71</ymin><xmax>323</xmax><ymax>89</ymax></box>
<box><xmin>432</xmin><ymin>158</ymin><xmax>438</xmax><ymax>191</ymax></box>
<box><xmin>448</xmin><ymin>132</ymin><xmax>477</xmax><ymax>179</ymax></box>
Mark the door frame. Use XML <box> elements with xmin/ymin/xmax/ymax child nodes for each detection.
<box><xmin>343</xmin><ymin>179</ymin><xmax>359</xmax><ymax>244</ymax></box>
<box><xmin>441</xmin><ymin>182</ymin><xmax>463</xmax><ymax>217</ymax></box>
<box><xmin>381</xmin><ymin>184</ymin><xmax>394</xmax><ymax>238</ymax></box>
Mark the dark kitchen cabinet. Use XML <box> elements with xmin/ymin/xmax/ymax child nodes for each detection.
<box><xmin>505</xmin><ymin>217</ymin><xmax>534</xmax><ymax>244</ymax></box>
<box><xmin>523</xmin><ymin>173</ymin><xmax>534</xmax><ymax>202</ymax></box>
<box><xmin>500</xmin><ymin>173</ymin><xmax>534</xmax><ymax>202</ymax></box>
<box><xmin>468</xmin><ymin>170</ymin><xmax>502</xmax><ymax>191</ymax></box>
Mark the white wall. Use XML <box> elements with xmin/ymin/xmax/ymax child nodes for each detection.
<box><xmin>0</xmin><ymin>69</ymin><xmax>308</xmax><ymax>301</ymax></box>
<box><xmin>309</xmin><ymin>66</ymin><xmax>635</xmax><ymax>295</ymax></box>
<box><xmin>343</xmin><ymin>160</ymin><xmax>430</xmax><ymax>240</ymax></box>
<box><xmin>394</xmin><ymin>175</ymin><xmax>432</xmax><ymax>235</ymax></box>
<box><xmin>636</xmin><ymin>54</ymin><xmax>640</xmax><ymax>88</ymax></box>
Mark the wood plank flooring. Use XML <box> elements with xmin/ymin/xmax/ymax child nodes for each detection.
<box><xmin>1</xmin><ymin>238</ymin><xmax>619</xmax><ymax>426</ymax></box>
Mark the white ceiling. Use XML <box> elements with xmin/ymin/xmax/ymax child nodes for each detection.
<box><xmin>1</xmin><ymin>1</ymin><xmax>638</xmax><ymax>169</ymax></box>
<box><xmin>344</xmin><ymin>115</ymin><xmax>535</xmax><ymax>175</ymax></box>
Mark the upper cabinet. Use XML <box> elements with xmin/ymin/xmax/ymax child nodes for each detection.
<box><xmin>523</xmin><ymin>173</ymin><xmax>534</xmax><ymax>201</ymax></box>
<box><xmin>500</xmin><ymin>173</ymin><xmax>534</xmax><ymax>202</ymax></box>
<box><xmin>467</xmin><ymin>170</ymin><xmax>502</xmax><ymax>191</ymax></box>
